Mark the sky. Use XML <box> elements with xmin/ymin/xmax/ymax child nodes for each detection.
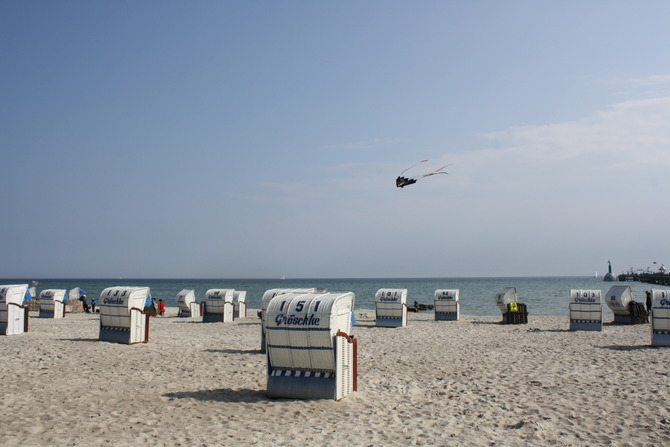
<box><xmin>2</xmin><ymin>1</ymin><xmax>670</xmax><ymax>279</ymax></box>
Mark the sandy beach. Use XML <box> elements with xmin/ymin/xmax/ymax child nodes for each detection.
<box><xmin>1</xmin><ymin>310</ymin><xmax>668</xmax><ymax>446</ymax></box>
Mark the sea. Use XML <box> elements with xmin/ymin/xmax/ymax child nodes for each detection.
<box><xmin>2</xmin><ymin>276</ymin><xmax>658</xmax><ymax>316</ymax></box>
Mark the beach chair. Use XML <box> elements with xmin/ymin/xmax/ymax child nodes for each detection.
<box><xmin>375</xmin><ymin>288</ymin><xmax>408</xmax><ymax>327</ymax></box>
<box><xmin>569</xmin><ymin>289</ymin><xmax>602</xmax><ymax>331</ymax></box>
<box><xmin>202</xmin><ymin>289</ymin><xmax>234</xmax><ymax>323</ymax></box>
<box><xmin>99</xmin><ymin>286</ymin><xmax>151</xmax><ymax>344</ymax></box>
<box><xmin>434</xmin><ymin>289</ymin><xmax>460</xmax><ymax>321</ymax></box>
<box><xmin>265</xmin><ymin>292</ymin><xmax>357</xmax><ymax>400</ymax></box>
<box><xmin>39</xmin><ymin>289</ymin><xmax>67</xmax><ymax>319</ymax></box>
<box><xmin>233</xmin><ymin>291</ymin><xmax>247</xmax><ymax>319</ymax></box>
<box><xmin>176</xmin><ymin>289</ymin><xmax>202</xmax><ymax>318</ymax></box>
<box><xmin>66</xmin><ymin>287</ymin><xmax>86</xmax><ymax>313</ymax></box>
<box><xmin>0</xmin><ymin>284</ymin><xmax>30</xmax><ymax>335</ymax></box>
<box><xmin>260</xmin><ymin>288</ymin><xmax>324</xmax><ymax>353</ymax></box>
<box><xmin>651</xmin><ymin>289</ymin><xmax>670</xmax><ymax>346</ymax></box>
<box><xmin>605</xmin><ymin>285</ymin><xmax>635</xmax><ymax>324</ymax></box>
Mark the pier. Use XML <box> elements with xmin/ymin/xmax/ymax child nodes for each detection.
<box><xmin>618</xmin><ymin>273</ymin><xmax>670</xmax><ymax>286</ymax></box>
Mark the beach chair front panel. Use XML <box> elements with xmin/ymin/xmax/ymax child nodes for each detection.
<box><xmin>434</xmin><ymin>289</ymin><xmax>460</xmax><ymax>320</ymax></box>
<box><xmin>176</xmin><ymin>289</ymin><xmax>196</xmax><ymax>313</ymax></box>
<box><xmin>100</xmin><ymin>286</ymin><xmax>149</xmax><ymax>329</ymax></box>
<box><xmin>265</xmin><ymin>292</ymin><xmax>356</xmax><ymax>400</ymax></box>
<box><xmin>0</xmin><ymin>284</ymin><xmax>29</xmax><ymax>335</ymax></box>
<box><xmin>605</xmin><ymin>285</ymin><xmax>633</xmax><ymax>315</ymax></box>
<box><xmin>375</xmin><ymin>289</ymin><xmax>407</xmax><ymax>326</ymax></box>
<box><xmin>266</xmin><ymin>293</ymin><xmax>354</xmax><ymax>372</ymax></box>
<box><xmin>204</xmin><ymin>289</ymin><xmax>234</xmax><ymax>313</ymax></box>
<box><xmin>260</xmin><ymin>288</ymin><xmax>321</xmax><ymax>352</ymax></box>
<box><xmin>652</xmin><ymin>289</ymin><xmax>670</xmax><ymax>346</ymax></box>
<box><xmin>569</xmin><ymin>289</ymin><xmax>603</xmax><ymax>325</ymax></box>
<box><xmin>39</xmin><ymin>289</ymin><xmax>66</xmax><ymax>318</ymax></box>
<box><xmin>204</xmin><ymin>289</ymin><xmax>234</xmax><ymax>322</ymax></box>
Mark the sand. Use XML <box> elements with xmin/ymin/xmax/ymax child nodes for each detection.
<box><xmin>1</xmin><ymin>310</ymin><xmax>668</xmax><ymax>446</ymax></box>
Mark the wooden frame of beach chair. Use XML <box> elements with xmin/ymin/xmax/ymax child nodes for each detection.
<box><xmin>651</xmin><ymin>289</ymin><xmax>670</xmax><ymax>346</ymax></box>
<box><xmin>202</xmin><ymin>289</ymin><xmax>234</xmax><ymax>323</ymax></box>
<box><xmin>0</xmin><ymin>284</ymin><xmax>29</xmax><ymax>336</ymax></box>
<box><xmin>569</xmin><ymin>289</ymin><xmax>603</xmax><ymax>331</ymax></box>
<box><xmin>434</xmin><ymin>289</ymin><xmax>460</xmax><ymax>321</ymax></box>
<box><xmin>375</xmin><ymin>288</ymin><xmax>408</xmax><ymax>327</ymax></box>
<box><xmin>233</xmin><ymin>291</ymin><xmax>247</xmax><ymax>319</ymax></box>
<box><xmin>99</xmin><ymin>286</ymin><xmax>151</xmax><ymax>344</ymax></box>
<box><xmin>38</xmin><ymin>289</ymin><xmax>67</xmax><ymax>319</ymax></box>
<box><xmin>265</xmin><ymin>292</ymin><xmax>357</xmax><ymax>401</ymax></box>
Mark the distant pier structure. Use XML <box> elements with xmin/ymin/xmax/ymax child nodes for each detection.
<box><xmin>603</xmin><ymin>260</ymin><xmax>617</xmax><ymax>282</ymax></box>
<box><xmin>610</xmin><ymin>263</ymin><xmax>670</xmax><ymax>286</ymax></box>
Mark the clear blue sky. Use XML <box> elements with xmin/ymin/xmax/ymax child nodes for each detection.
<box><xmin>2</xmin><ymin>1</ymin><xmax>669</xmax><ymax>278</ymax></box>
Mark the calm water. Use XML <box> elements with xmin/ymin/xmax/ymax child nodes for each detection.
<box><xmin>2</xmin><ymin>277</ymin><xmax>659</xmax><ymax>316</ymax></box>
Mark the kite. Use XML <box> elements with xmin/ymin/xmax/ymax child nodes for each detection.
<box><xmin>396</xmin><ymin>160</ymin><xmax>449</xmax><ymax>188</ymax></box>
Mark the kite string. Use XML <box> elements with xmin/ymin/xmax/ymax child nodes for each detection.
<box><xmin>399</xmin><ymin>159</ymin><xmax>428</xmax><ymax>176</ymax></box>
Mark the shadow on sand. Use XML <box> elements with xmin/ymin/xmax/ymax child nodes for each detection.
<box><xmin>204</xmin><ymin>348</ymin><xmax>262</xmax><ymax>355</ymax></box>
<box><xmin>597</xmin><ymin>344</ymin><xmax>662</xmax><ymax>352</ymax></box>
<box><xmin>57</xmin><ymin>338</ymin><xmax>99</xmax><ymax>342</ymax></box>
<box><xmin>164</xmin><ymin>388</ymin><xmax>268</xmax><ymax>403</ymax></box>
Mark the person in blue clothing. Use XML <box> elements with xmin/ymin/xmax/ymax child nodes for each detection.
<box><xmin>91</xmin><ymin>296</ymin><xmax>97</xmax><ymax>313</ymax></box>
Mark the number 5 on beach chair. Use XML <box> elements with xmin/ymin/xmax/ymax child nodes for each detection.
<box><xmin>260</xmin><ymin>288</ymin><xmax>323</xmax><ymax>353</ymax></box>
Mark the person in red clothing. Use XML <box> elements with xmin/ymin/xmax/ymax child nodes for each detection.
<box><xmin>158</xmin><ymin>299</ymin><xmax>166</xmax><ymax>316</ymax></box>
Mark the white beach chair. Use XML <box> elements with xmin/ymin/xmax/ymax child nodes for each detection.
<box><xmin>434</xmin><ymin>289</ymin><xmax>460</xmax><ymax>321</ymax></box>
<box><xmin>39</xmin><ymin>289</ymin><xmax>67</xmax><ymax>319</ymax></box>
<box><xmin>651</xmin><ymin>289</ymin><xmax>670</xmax><ymax>346</ymax></box>
<box><xmin>494</xmin><ymin>287</ymin><xmax>517</xmax><ymax>323</ymax></box>
<box><xmin>0</xmin><ymin>284</ymin><xmax>29</xmax><ymax>335</ymax></box>
<box><xmin>375</xmin><ymin>288</ymin><xmax>408</xmax><ymax>327</ymax></box>
<box><xmin>176</xmin><ymin>289</ymin><xmax>202</xmax><ymax>318</ymax></box>
<box><xmin>260</xmin><ymin>288</ymin><xmax>324</xmax><ymax>353</ymax></box>
<box><xmin>99</xmin><ymin>286</ymin><xmax>151</xmax><ymax>344</ymax></box>
<box><xmin>265</xmin><ymin>292</ymin><xmax>357</xmax><ymax>400</ymax></box>
<box><xmin>604</xmin><ymin>285</ymin><xmax>635</xmax><ymax>324</ymax></box>
<box><xmin>569</xmin><ymin>289</ymin><xmax>602</xmax><ymax>331</ymax></box>
<box><xmin>233</xmin><ymin>291</ymin><xmax>247</xmax><ymax>319</ymax></box>
<box><xmin>202</xmin><ymin>289</ymin><xmax>234</xmax><ymax>323</ymax></box>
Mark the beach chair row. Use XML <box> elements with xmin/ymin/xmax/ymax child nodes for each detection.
<box><xmin>176</xmin><ymin>288</ymin><xmax>247</xmax><ymax>322</ymax></box>
<box><xmin>5</xmin><ymin>283</ymin><xmax>670</xmax><ymax>404</ymax></box>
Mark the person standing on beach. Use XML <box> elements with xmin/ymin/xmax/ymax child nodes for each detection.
<box><xmin>646</xmin><ymin>291</ymin><xmax>652</xmax><ymax>315</ymax></box>
<box><xmin>79</xmin><ymin>295</ymin><xmax>90</xmax><ymax>313</ymax></box>
<box><xmin>91</xmin><ymin>296</ymin><xmax>97</xmax><ymax>313</ymax></box>
<box><xmin>158</xmin><ymin>299</ymin><xmax>165</xmax><ymax>316</ymax></box>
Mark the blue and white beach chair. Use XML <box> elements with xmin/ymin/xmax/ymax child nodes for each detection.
<box><xmin>569</xmin><ymin>289</ymin><xmax>602</xmax><ymax>331</ymax></box>
<box><xmin>99</xmin><ymin>286</ymin><xmax>151</xmax><ymax>344</ymax></box>
<box><xmin>265</xmin><ymin>292</ymin><xmax>357</xmax><ymax>400</ymax></box>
